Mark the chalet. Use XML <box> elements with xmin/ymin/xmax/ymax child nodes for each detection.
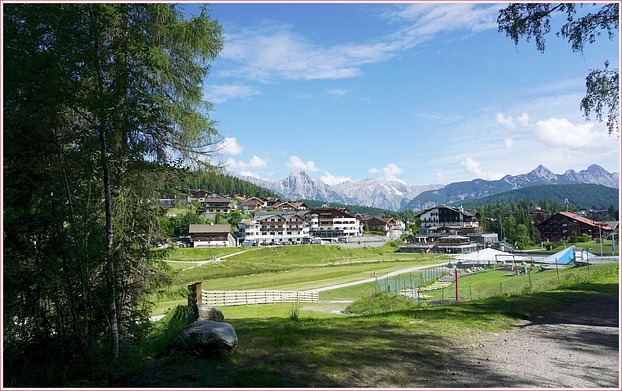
<box><xmin>183</xmin><ymin>189</ymin><xmax>212</xmax><ymax>202</ymax></box>
<box><xmin>537</xmin><ymin>211</ymin><xmax>614</xmax><ymax>242</ymax></box>
<box><xmin>273</xmin><ymin>201</ymin><xmax>309</xmax><ymax>212</ymax></box>
<box><xmin>419</xmin><ymin>206</ymin><xmax>481</xmax><ymax>235</ymax></box>
<box><xmin>240</xmin><ymin>197</ymin><xmax>264</xmax><ymax>212</ymax></box>
<box><xmin>189</xmin><ymin>224</ymin><xmax>236</xmax><ymax>247</ymax></box>
<box><xmin>264</xmin><ymin>197</ymin><xmax>281</xmax><ymax>208</ymax></box>
<box><xmin>363</xmin><ymin>216</ymin><xmax>397</xmax><ymax>233</ymax></box>
<box><xmin>202</xmin><ymin>197</ymin><xmax>233</xmax><ymax>214</ymax></box>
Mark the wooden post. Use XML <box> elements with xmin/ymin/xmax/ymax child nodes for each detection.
<box><xmin>187</xmin><ymin>281</ymin><xmax>202</xmax><ymax>322</ymax></box>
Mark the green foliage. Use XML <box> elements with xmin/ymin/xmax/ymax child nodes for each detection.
<box><xmin>179</xmin><ymin>169</ymin><xmax>280</xmax><ymax>199</ymax></box>
<box><xmin>3</xmin><ymin>2</ymin><xmax>223</xmax><ymax>386</ymax></box>
<box><xmin>142</xmin><ymin>305</ymin><xmax>190</xmax><ymax>356</ymax></box>
<box><xmin>289</xmin><ymin>303</ymin><xmax>301</xmax><ymax>321</ymax></box>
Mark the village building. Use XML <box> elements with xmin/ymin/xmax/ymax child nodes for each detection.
<box><xmin>363</xmin><ymin>216</ymin><xmax>397</xmax><ymax>233</ymax></box>
<box><xmin>419</xmin><ymin>205</ymin><xmax>482</xmax><ymax>235</ymax></box>
<box><xmin>399</xmin><ymin>205</ymin><xmax>494</xmax><ymax>254</ymax></box>
<box><xmin>189</xmin><ymin>224</ymin><xmax>236</xmax><ymax>247</ymax></box>
<box><xmin>306</xmin><ymin>207</ymin><xmax>363</xmax><ymax>239</ymax></box>
<box><xmin>273</xmin><ymin>201</ymin><xmax>309</xmax><ymax>212</ymax></box>
<box><xmin>202</xmin><ymin>197</ymin><xmax>233</xmax><ymax>214</ymax></box>
<box><xmin>239</xmin><ymin>197</ymin><xmax>265</xmax><ymax>213</ymax></box>
<box><xmin>537</xmin><ymin>211</ymin><xmax>614</xmax><ymax>242</ymax></box>
<box><xmin>183</xmin><ymin>189</ymin><xmax>212</xmax><ymax>203</ymax></box>
<box><xmin>238</xmin><ymin>211</ymin><xmax>311</xmax><ymax>245</ymax></box>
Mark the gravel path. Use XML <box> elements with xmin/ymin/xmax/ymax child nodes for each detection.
<box><xmin>425</xmin><ymin>294</ymin><xmax>619</xmax><ymax>389</ymax></box>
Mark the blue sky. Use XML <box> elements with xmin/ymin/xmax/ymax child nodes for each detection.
<box><xmin>189</xmin><ymin>2</ymin><xmax>620</xmax><ymax>186</ymax></box>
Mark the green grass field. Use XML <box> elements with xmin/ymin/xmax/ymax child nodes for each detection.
<box><xmin>128</xmin><ymin>258</ymin><xmax>618</xmax><ymax>388</ymax></box>
<box><xmin>150</xmin><ymin>243</ymin><xmax>451</xmax><ymax>309</ymax></box>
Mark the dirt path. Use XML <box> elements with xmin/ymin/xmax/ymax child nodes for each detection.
<box><xmin>423</xmin><ymin>294</ymin><xmax>620</xmax><ymax>388</ymax></box>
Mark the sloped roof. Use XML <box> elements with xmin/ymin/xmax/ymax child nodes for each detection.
<box><xmin>555</xmin><ymin>211</ymin><xmax>613</xmax><ymax>230</ymax></box>
<box><xmin>189</xmin><ymin>224</ymin><xmax>231</xmax><ymax>233</ymax></box>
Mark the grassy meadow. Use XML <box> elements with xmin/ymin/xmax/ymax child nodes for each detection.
<box><xmin>125</xmin><ymin>247</ymin><xmax>618</xmax><ymax>388</ymax></box>
<box><xmin>151</xmin><ymin>243</ymin><xmax>449</xmax><ymax>313</ymax></box>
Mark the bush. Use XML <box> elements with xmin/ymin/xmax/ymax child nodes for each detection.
<box><xmin>577</xmin><ymin>234</ymin><xmax>590</xmax><ymax>243</ymax></box>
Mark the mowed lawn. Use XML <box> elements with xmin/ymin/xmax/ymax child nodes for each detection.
<box><xmin>151</xmin><ymin>244</ymin><xmax>450</xmax><ymax>315</ymax></box>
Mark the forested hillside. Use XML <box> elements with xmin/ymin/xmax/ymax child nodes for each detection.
<box><xmin>170</xmin><ymin>169</ymin><xmax>280</xmax><ymax>199</ymax></box>
<box><xmin>455</xmin><ymin>184</ymin><xmax>619</xmax><ymax>210</ymax></box>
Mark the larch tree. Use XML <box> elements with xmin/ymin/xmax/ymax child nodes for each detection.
<box><xmin>3</xmin><ymin>3</ymin><xmax>223</xmax><ymax>384</ymax></box>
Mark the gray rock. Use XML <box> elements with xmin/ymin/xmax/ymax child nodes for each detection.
<box><xmin>171</xmin><ymin>320</ymin><xmax>238</xmax><ymax>357</ymax></box>
<box><xmin>197</xmin><ymin>304</ymin><xmax>225</xmax><ymax>322</ymax></box>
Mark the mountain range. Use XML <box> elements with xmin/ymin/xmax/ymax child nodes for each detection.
<box><xmin>237</xmin><ymin>164</ymin><xmax>619</xmax><ymax>212</ymax></box>
<box><xmin>403</xmin><ymin>164</ymin><xmax>619</xmax><ymax>211</ymax></box>
<box><xmin>237</xmin><ymin>171</ymin><xmax>442</xmax><ymax>211</ymax></box>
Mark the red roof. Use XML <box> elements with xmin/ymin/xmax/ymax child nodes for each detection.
<box><xmin>558</xmin><ymin>211</ymin><xmax>612</xmax><ymax>230</ymax></box>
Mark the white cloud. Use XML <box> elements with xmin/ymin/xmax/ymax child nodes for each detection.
<box><xmin>226</xmin><ymin>155</ymin><xmax>268</xmax><ymax>169</ymax></box>
<box><xmin>321</xmin><ymin>172</ymin><xmax>352</xmax><ymax>185</ymax></box>
<box><xmin>504</xmin><ymin>138</ymin><xmax>514</xmax><ymax>149</ymax></box>
<box><xmin>240</xmin><ymin>170</ymin><xmax>261</xmax><ymax>179</ymax></box>
<box><xmin>496</xmin><ymin>112</ymin><xmax>516</xmax><ymax>129</ymax></box>
<box><xmin>368</xmin><ymin>163</ymin><xmax>405</xmax><ymax>182</ymax></box>
<box><xmin>327</xmin><ymin>88</ymin><xmax>352</xmax><ymax>97</ymax></box>
<box><xmin>534</xmin><ymin>118</ymin><xmax>615</xmax><ymax>152</ymax></box>
<box><xmin>391</xmin><ymin>3</ymin><xmax>501</xmax><ymax>36</ymax></box>
<box><xmin>517</xmin><ymin>112</ymin><xmax>530</xmax><ymax>126</ymax></box>
<box><xmin>203</xmin><ymin>84</ymin><xmax>261</xmax><ymax>104</ymax></box>
<box><xmin>287</xmin><ymin>156</ymin><xmax>320</xmax><ymax>172</ymax></box>
<box><xmin>218</xmin><ymin>4</ymin><xmax>501</xmax><ymax>83</ymax></box>
<box><xmin>219</xmin><ymin>137</ymin><xmax>243</xmax><ymax>155</ymax></box>
<box><xmin>219</xmin><ymin>27</ymin><xmax>367</xmax><ymax>82</ymax></box>
<box><xmin>497</xmin><ymin>112</ymin><xmax>530</xmax><ymax>129</ymax></box>
<box><xmin>460</xmin><ymin>157</ymin><xmax>504</xmax><ymax>180</ymax></box>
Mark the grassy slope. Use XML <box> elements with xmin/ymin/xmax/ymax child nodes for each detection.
<box><xmin>124</xmin><ymin>261</ymin><xmax>618</xmax><ymax>388</ymax></box>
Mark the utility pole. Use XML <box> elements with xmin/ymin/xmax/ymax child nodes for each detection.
<box><xmin>599</xmin><ymin>225</ymin><xmax>603</xmax><ymax>256</ymax></box>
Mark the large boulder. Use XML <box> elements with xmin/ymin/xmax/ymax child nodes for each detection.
<box><xmin>171</xmin><ymin>320</ymin><xmax>238</xmax><ymax>357</ymax></box>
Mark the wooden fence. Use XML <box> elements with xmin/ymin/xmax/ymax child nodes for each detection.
<box><xmin>201</xmin><ymin>290</ymin><xmax>319</xmax><ymax>307</ymax></box>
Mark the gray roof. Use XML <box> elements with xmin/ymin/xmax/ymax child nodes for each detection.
<box><xmin>189</xmin><ymin>224</ymin><xmax>231</xmax><ymax>233</ymax></box>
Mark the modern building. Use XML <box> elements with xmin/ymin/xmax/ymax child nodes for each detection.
<box><xmin>238</xmin><ymin>211</ymin><xmax>311</xmax><ymax>245</ymax></box>
<box><xmin>418</xmin><ymin>205</ymin><xmax>482</xmax><ymax>235</ymax></box>
<box><xmin>306</xmin><ymin>207</ymin><xmax>364</xmax><ymax>239</ymax></box>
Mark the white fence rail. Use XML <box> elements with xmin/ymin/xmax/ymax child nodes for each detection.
<box><xmin>202</xmin><ymin>290</ymin><xmax>319</xmax><ymax>307</ymax></box>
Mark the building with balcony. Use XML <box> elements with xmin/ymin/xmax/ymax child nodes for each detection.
<box><xmin>537</xmin><ymin>211</ymin><xmax>614</xmax><ymax>242</ymax></box>
<box><xmin>306</xmin><ymin>207</ymin><xmax>363</xmax><ymax>239</ymax></box>
<box><xmin>238</xmin><ymin>211</ymin><xmax>311</xmax><ymax>245</ymax></box>
<box><xmin>419</xmin><ymin>205</ymin><xmax>481</xmax><ymax>235</ymax></box>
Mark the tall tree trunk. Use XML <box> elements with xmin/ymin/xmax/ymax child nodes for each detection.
<box><xmin>89</xmin><ymin>4</ymin><xmax>119</xmax><ymax>359</ymax></box>
<box><xmin>100</xmin><ymin>130</ymin><xmax>119</xmax><ymax>359</ymax></box>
